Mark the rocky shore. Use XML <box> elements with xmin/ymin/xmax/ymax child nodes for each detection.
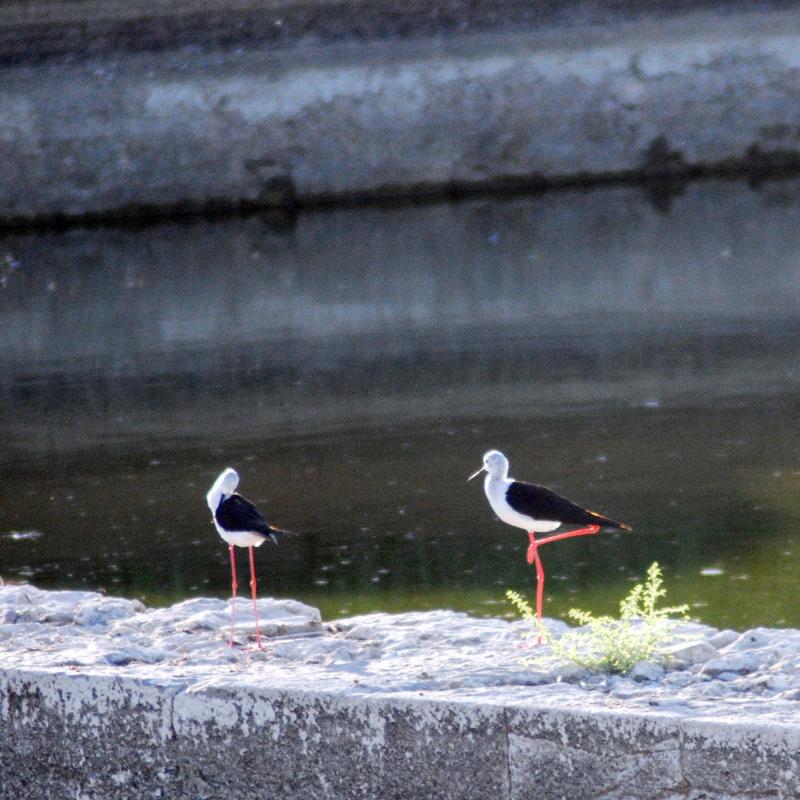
<box><xmin>2</xmin><ymin>584</ymin><xmax>800</xmax><ymax>798</ymax></box>
<box><xmin>3</xmin><ymin>583</ymin><xmax>800</xmax><ymax>713</ymax></box>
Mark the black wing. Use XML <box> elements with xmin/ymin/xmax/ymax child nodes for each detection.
<box><xmin>215</xmin><ymin>494</ymin><xmax>271</xmax><ymax>534</ymax></box>
<box><xmin>506</xmin><ymin>481</ymin><xmax>630</xmax><ymax>530</ymax></box>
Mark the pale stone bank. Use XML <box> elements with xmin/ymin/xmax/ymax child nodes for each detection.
<box><xmin>1</xmin><ymin>583</ymin><xmax>799</xmax><ymax>799</ymax></box>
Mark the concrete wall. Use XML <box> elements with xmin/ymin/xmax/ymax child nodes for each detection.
<box><xmin>2</xmin><ymin>1</ymin><xmax>800</xmax><ymax>222</ymax></box>
<box><xmin>2</xmin><ymin>666</ymin><xmax>799</xmax><ymax>799</ymax></box>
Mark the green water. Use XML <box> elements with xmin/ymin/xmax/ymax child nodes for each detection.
<box><xmin>1</xmin><ymin>178</ymin><xmax>799</xmax><ymax>630</ymax></box>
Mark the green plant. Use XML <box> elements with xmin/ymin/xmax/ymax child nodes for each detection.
<box><xmin>506</xmin><ymin>588</ymin><xmax>545</xmax><ymax>638</ymax></box>
<box><xmin>506</xmin><ymin>562</ymin><xmax>689</xmax><ymax>674</ymax></box>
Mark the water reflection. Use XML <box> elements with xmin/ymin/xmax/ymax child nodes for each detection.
<box><xmin>1</xmin><ymin>178</ymin><xmax>799</xmax><ymax>629</ymax></box>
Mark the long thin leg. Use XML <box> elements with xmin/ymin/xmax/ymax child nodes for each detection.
<box><xmin>526</xmin><ymin>525</ymin><xmax>601</xmax><ymax>645</ymax></box>
<box><xmin>228</xmin><ymin>544</ymin><xmax>238</xmax><ymax>647</ymax></box>
<box><xmin>533</xmin><ymin>549</ymin><xmax>545</xmax><ymax>645</ymax></box>
<box><xmin>526</xmin><ymin>530</ymin><xmax>537</xmax><ymax>566</ymax></box>
<box><xmin>527</xmin><ymin>525</ymin><xmax>600</xmax><ymax>644</ymax></box>
<box><xmin>527</xmin><ymin>532</ymin><xmax>546</xmax><ymax>645</ymax></box>
<box><xmin>248</xmin><ymin>545</ymin><xmax>264</xmax><ymax>651</ymax></box>
<box><xmin>536</xmin><ymin>524</ymin><xmax>600</xmax><ymax>547</ymax></box>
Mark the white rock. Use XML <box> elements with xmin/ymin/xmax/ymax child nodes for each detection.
<box><xmin>169</xmin><ymin>597</ymin><xmax>228</xmax><ymax>614</ymax></box>
<box><xmin>103</xmin><ymin>646</ymin><xmax>169</xmax><ymax>666</ymax></box>
<box><xmin>259</xmin><ymin>598</ymin><xmax>322</xmax><ymax>622</ymax></box>
<box><xmin>765</xmin><ymin>674</ymin><xmax>791</xmax><ymax>692</ymax></box>
<box><xmin>338</xmin><ymin>624</ymin><xmax>377</xmax><ymax>641</ymax></box>
<box><xmin>707</xmin><ymin>629</ymin><xmax>739</xmax><ymax>649</ymax></box>
<box><xmin>74</xmin><ymin>597</ymin><xmax>143</xmax><ymax>628</ymax></box>
<box><xmin>661</xmin><ymin>640</ymin><xmax>720</xmax><ymax>666</ymax></box>
<box><xmin>629</xmin><ymin>661</ymin><xmax>665</xmax><ymax>682</ymax></box>
<box><xmin>701</xmin><ymin>653</ymin><xmax>761</xmax><ymax>677</ymax></box>
<box><xmin>0</xmin><ymin>607</ymin><xmax>18</xmax><ymax>624</ymax></box>
<box><xmin>725</xmin><ymin>628</ymin><xmax>783</xmax><ymax>652</ymax></box>
<box><xmin>666</xmin><ymin>621</ymin><xmax>719</xmax><ymax>640</ymax></box>
<box><xmin>661</xmin><ymin>671</ymin><xmax>695</xmax><ymax>688</ymax></box>
<box><xmin>178</xmin><ymin>609</ymin><xmax>230</xmax><ymax>632</ymax></box>
<box><xmin>4</xmin><ymin>585</ymin><xmax>800</xmax><ymax>714</ymax></box>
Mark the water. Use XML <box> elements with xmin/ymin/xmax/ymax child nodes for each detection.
<box><xmin>1</xmin><ymin>177</ymin><xmax>799</xmax><ymax>630</ymax></box>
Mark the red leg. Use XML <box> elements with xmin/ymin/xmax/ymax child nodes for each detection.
<box><xmin>537</xmin><ymin>524</ymin><xmax>600</xmax><ymax>546</ymax></box>
<box><xmin>228</xmin><ymin>544</ymin><xmax>238</xmax><ymax>648</ymax></box>
<box><xmin>526</xmin><ymin>532</ymin><xmax>545</xmax><ymax>644</ymax></box>
<box><xmin>248</xmin><ymin>545</ymin><xmax>264</xmax><ymax>651</ymax></box>
<box><xmin>526</xmin><ymin>525</ymin><xmax>600</xmax><ymax>645</ymax></box>
<box><xmin>533</xmin><ymin>549</ymin><xmax>545</xmax><ymax>644</ymax></box>
<box><xmin>526</xmin><ymin>531</ymin><xmax>537</xmax><ymax>565</ymax></box>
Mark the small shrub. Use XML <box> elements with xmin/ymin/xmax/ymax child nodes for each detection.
<box><xmin>506</xmin><ymin>588</ymin><xmax>545</xmax><ymax>637</ymax></box>
<box><xmin>506</xmin><ymin>562</ymin><xmax>689</xmax><ymax>674</ymax></box>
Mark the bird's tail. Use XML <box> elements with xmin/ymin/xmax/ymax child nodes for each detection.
<box><xmin>267</xmin><ymin>527</ymin><xmax>298</xmax><ymax>544</ymax></box>
<box><xmin>608</xmin><ymin>519</ymin><xmax>633</xmax><ymax>532</ymax></box>
<box><xmin>589</xmin><ymin>510</ymin><xmax>632</xmax><ymax>532</ymax></box>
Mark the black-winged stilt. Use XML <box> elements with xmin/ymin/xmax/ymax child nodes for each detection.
<box><xmin>469</xmin><ymin>450</ymin><xmax>631</xmax><ymax>639</ymax></box>
<box><xmin>206</xmin><ymin>467</ymin><xmax>293</xmax><ymax>650</ymax></box>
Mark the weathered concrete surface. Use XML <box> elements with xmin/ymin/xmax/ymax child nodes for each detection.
<box><xmin>4</xmin><ymin>1</ymin><xmax>794</xmax><ymax>67</ymax></box>
<box><xmin>3</xmin><ymin>668</ymin><xmax>800</xmax><ymax>800</ymax></box>
<box><xmin>3</xmin><ymin>586</ymin><xmax>800</xmax><ymax>799</ymax></box>
<box><xmin>505</xmin><ymin>705</ymin><xmax>800</xmax><ymax>800</ymax></box>
<box><xmin>1</xmin><ymin>669</ymin><xmax>511</xmax><ymax>800</ymax></box>
<box><xmin>2</xmin><ymin>1</ymin><xmax>800</xmax><ymax>221</ymax></box>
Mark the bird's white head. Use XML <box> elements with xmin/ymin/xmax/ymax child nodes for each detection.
<box><xmin>206</xmin><ymin>467</ymin><xmax>240</xmax><ymax>513</ymax></box>
<box><xmin>467</xmin><ymin>449</ymin><xmax>510</xmax><ymax>481</ymax></box>
<box><xmin>218</xmin><ymin>467</ymin><xmax>240</xmax><ymax>495</ymax></box>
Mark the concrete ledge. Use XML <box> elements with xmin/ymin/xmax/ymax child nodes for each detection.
<box><xmin>3</xmin><ymin>669</ymin><xmax>800</xmax><ymax>799</ymax></box>
<box><xmin>3</xmin><ymin>587</ymin><xmax>800</xmax><ymax>799</ymax></box>
<box><xmin>2</xmin><ymin>1</ymin><xmax>791</xmax><ymax>67</ymax></box>
<box><xmin>2</xmin><ymin>3</ymin><xmax>800</xmax><ymax>222</ymax></box>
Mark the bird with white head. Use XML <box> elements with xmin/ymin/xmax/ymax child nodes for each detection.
<box><xmin>469</xmin><ymin>449</ymin><xmax>631</xmax><ymax>639</ymax></box>
<box><xmin>207</xmin><ymin>467</ymin><xmax>294</xmax><ymax>649</ymax></box>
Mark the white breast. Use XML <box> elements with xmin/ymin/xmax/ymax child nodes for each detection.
<box><xmin>214</xmin><ymin>521</ymin><xmax>268</xmax><ymax>547</ymax></box>
<box><xmin>484</xmin><ymin>476</ymin><xmax>561</xmax><ymax>533</ymax></box>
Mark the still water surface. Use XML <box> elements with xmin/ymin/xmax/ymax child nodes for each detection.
<box><xmin>1</xmin><ymin>178</ymin><xmax>799</xmax><ymax>629</ymax></box>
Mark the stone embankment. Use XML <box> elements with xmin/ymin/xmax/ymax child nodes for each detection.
<box><xmin>2</xmin><ymin>1</ymin><xmax>800</xmax><ymax>222</ymax></box>
<box><xmin>2</xmin><ymin>584</ymin><xmax>799</xmax><ymax>799</ymax></box>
